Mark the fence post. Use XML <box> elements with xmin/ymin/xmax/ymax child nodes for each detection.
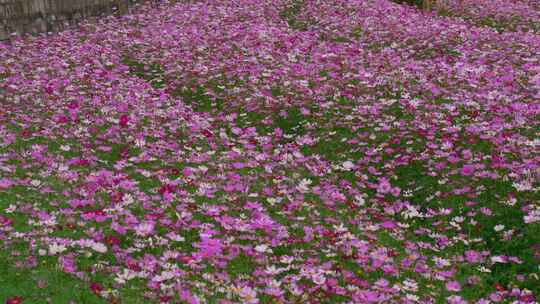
<box><xmin>116</xmin><ymin>0</ymin><xmax>128</xmax><ymax>14</ymax></box>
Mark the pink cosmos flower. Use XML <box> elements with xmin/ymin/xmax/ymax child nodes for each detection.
<box><xmin>446</xmin><ymin>281</ymin><xmax>461</xmax><ymax>292</ymax></box>
<box><xmin>194</xmin><ymin>238</ymin><xmax>223</xmax><ymax>259</ymax></box>
<box><xmin>464</xmin><ymin>250</ymin><xmax>482</xmax><ymax>263</ymax></box>
<box><xmin>460</xmin><ymin>165</ymin><xmax>475</xmax><ymax>176</ymax></box>
<box><xmin>381</xmin><ymin>220</ymin><xmax>396</xmax><ymax>229</ymax></box>
<box><xmin>447</xmin><ymin>295</ymin><xmax>467</xmax><ymax>304</ymax></box>
<box><xmin>0</xmin><ymin>178</ymin><xmax>13</xmax><ymax>189</ymax></box>
<box><xmin>135</xmin><ymin>221</ymin><xmax>155</xmax><ymax>236</ymax></box>
<box><xmin>489</xmin><ymin>292</ymin><xmax>503</xmax><ymax>302</ymax></box>
<box><xmin>377</xmin><ymin>178</ymin><xmax>392</xmax><ymax>194</ymax></box>
<box><xmin>353</xmin><ymin>290</ymin><xmax>380</xmax><ymax>303</ymax></box>
<box><xmin>60</xmin><ymin>255</ymin><xmax>76</xmax><ymax>273</ymax></box>
<box><xmin>183</xmin><ymin>167</ymin><xmax>193</xmax><ymax>177</ymax></box>
<box><xmin>238</xmin><ymin>286</ymin><xmax>258</xmax><ymax>304</ymax></box>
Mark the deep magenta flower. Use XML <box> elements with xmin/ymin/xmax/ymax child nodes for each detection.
<box><xmin>90</xmin><ymin>282</ymin><xmax>103</xmax><ymax>295</ymax></box>
<box><xmin>460</xmin><ymin>165</ymin><xmax>475</xmax><ymax>176</ymax></box>
<box><xmin>5</xmin><ymin>297</ymin><xmax>23</xmax><ymax>304</ymax></box>
<box><xmin>119</xmin><ymin>115</ymin><xmax>129</xmax><ymax>127</ymax></box>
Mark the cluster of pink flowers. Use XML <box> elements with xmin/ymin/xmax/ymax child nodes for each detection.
<box><xmin>0</xmin><ymin>0</ymin><xmax>539</xmax><ymax>303</ymax></box>
<box><xmin>438</xmin><ymin>0</ymin><xmax>540</xmax><ymax>32</ymax></box>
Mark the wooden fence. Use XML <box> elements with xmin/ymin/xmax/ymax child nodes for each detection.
<box><xmin>0</xmin><ymin>0</ymin><xmax>133</xmax><ymax>40</ymax></box>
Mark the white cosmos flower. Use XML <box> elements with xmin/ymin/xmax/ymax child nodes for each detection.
<box><xmin>255</xmin><ymin>244</ymin><xmax>269</xmax><ymax>253</ymax></box>
<box><xmin>494</xmin><ymin>224</ymin><xmax>505</xmax><ymax>232</ymax></box>
<box><xmin>312</xmin><ymin>273</ymin><xmax>326</xmax><ymax>285</ymax></box>
<box><xmin>91</xmin><ymin>242</ymin><xmax>108</xmax><ymax>253</ymax></box>
<box><xmin>406</xmin><ymin>294</ymin><xmax>420</xmax><ymax>302</ymax></box>
<box><xmin>5</xmin><ymin>204</ymin><xmax>16</xmax><ymax>213</ymax></box>
<box><xmin>354</xmin><ymin>195</ymin><xmax>366</xmax><ymax>206</ymax></box>
<box><xmin>49</xmin><ymin>243</ymin><xmax>67</xmax><ymax>255</ymax></box>
<box><xmin>280</xmin><ymin>256</ymin><xmax>294</xmax><ymax>264</ymax></box>
<box><xmin>402</xmin><ymin>279</ymin><xmax>418</xmax><ymax>292</ymax></box>
<box><xmin>114</xmin><ymin>268</ymin><xmax>137</xmax><ymax>284</ymax></box>
<box><xmin>491</xmin><ymin>256</ymin><xmax>507</xmax><ymax>264</ymax></box>
<box><xmin>296</xmin><ymin>178</ymin><xmax>312</xmax><ymax>193</ymax></box>
<box><xmin>513</xmin><ymin>180</ymin><xmax>532</xmax><ymax>192</ymax></box>
<box><xmin>135</xmin><ymin>221</ymin><xmax>155</xmax><ymax>236</ymax></box>
<box><xmin>342</xmin><ymin>160</ymin><xmax>355</xmax><ymax>170</ymax></box>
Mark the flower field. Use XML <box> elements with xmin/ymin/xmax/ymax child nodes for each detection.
<box><xmin>0</xmin><ymin>0</ymin><xmax>539</xmax><ymax>303</ymax></box>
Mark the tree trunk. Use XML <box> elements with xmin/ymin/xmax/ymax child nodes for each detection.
<box><xmin>423</xmin><ymin>0</ymin><xmax>433</xmax><ymax>11</ymax></box>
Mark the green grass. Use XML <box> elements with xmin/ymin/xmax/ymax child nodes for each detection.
<box><xmin>0</xmin><ymin>252</ymin><xmax>105</xmax><ymax>304</ymax></box>
<box><xmin>279</xmin><ymin>0</ymin><xmax>309</xmax><ymax>31</ymax></box>
<box><xmin>226</xmin><ymin>254</ymin><xmax>256</xmax><ymax>278</ymax></box>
